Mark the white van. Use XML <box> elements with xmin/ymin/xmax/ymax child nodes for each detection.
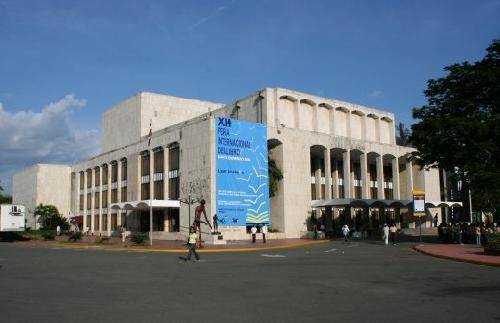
<box><xmin>0</xmin><ymin>204</ymin><xmax>25</xmax><ymax>232</ymax></box>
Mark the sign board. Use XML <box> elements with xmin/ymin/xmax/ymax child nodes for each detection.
<box><xmin>215</xmin><ymin>117</ymin><xmax>270</xmax><ymax>226</ymax></box>
<box><xmin>412</xmin><ymin>190</ymin><xmax>426</xmax><ymax>217</ymax></box>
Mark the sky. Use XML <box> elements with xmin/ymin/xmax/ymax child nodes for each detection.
<box><xmin>0</xmin><ymin>0</ymin><xmax>499</xmax><ymax>193</ymax></box>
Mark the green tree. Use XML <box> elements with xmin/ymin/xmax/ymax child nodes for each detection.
<box><xmin>410</xmin><ymin>39</ymin><xmax>500</xmax><ymax>216</ymax></box>
<box><xmin>395</xmin><ymin>122</ymin><xmax>412</xmax><ymax>146</ymax></box>
<box><xmin>268</xmin><ymin>156</ymin><xmax>283</xmax><ymax>198</ymax></box>
<box><xmin>0</xmin><ymin>180</ymin><xmax>12</xmax><ymax>204</ymax></box>
<box><xmin>34</xmin><ymin>204</ymin><xmax>69</xmax><ymax>230</ymax></box>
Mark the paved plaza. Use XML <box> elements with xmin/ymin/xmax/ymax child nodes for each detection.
<box><xmin>0</xmin><ymin>241</ymin><xmax>499</xmax><ymax>323</ymax></box>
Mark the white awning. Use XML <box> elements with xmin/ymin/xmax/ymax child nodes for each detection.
<box><xmin>425</xmin><ymin>201</ymin><xmax>463</xmax><ymax>208</ymax></box>
<box><xmin>109</xmin><ymin>200</ymin><xmax>181</xmax><ymax>210</ymax></box>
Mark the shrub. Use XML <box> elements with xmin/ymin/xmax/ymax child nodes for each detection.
<box><xmin>95</xmin><ymin>236</ymin><xmax>110</xmax><ymax>244</ymax></box>
<box><xmin>268</xmin><ymin>228</ymin><xmax>279</xmax><ymax>233</ymax></box>
<box><xmin>68</xmin><ymin>231</ymin><xmax>82</xmax><ymax>242</ymax></box>
<box><xmin>41</xmin><ymin>230</ymin><xmax>55</xmax><ymax>241</ymax></box>
<box><xmin>0</xmin><ymin>232</ymin><xmax>30</xmax><ymax>242</ymax></box>
<box><xmin>128</xmin><ymin>232</ymin><xmax>148</xmax><ymax>245</ymax></box>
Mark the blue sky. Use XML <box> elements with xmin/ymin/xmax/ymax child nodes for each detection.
<box><xmin>0</xmin><ymin>0</ymin><xmax>499</xmax><ymax>192</ymax></box>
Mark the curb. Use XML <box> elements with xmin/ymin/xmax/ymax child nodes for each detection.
<box><xmin>18</xmin><ymin>239</ymin><xmax>330</xmax><ymax>254</ymax></box>
<box><xmin>413</xmin><ymin>245</ymin><xmax>500</xmax><ymax>268</ymax></box>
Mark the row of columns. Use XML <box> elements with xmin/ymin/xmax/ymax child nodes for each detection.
<box><xmin>77</xmin><ymin>160</ymin><xmax>126</xmax><ymax>235</ymax></box>
<box><xmin>276</xmin><ymin>94</ymin><xmax>396</xmax><ymax>144</ymax></box>
<box><xmin>140</xmin><ymin>148</ymin><xmax>170</xmax><ymax>201</ymax></box>
<box><xmin>315</xmin><ymin>149</ymin><xmax>412</xmax><ymax>201</ymax></box>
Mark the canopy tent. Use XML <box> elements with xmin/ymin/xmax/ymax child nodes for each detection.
<box><xmin>109</xmin><ymin>199</ymin><xmax>180</xmax><ymax>210</ymax></box>
<box><xmin>425</xmin><ymin>201</ymin><xmax>463</xmax><ymax>207</ymax></box>
<box><xmin>311</xmin><ymin>198</ymin><xmax>462</xmax><ymax>209</ymax></box>
<box><xmin>311</xmin><ymin>198</ymin><xmax>413</xmax><ymax>208</ymax></box>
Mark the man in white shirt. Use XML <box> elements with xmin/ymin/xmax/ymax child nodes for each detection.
<box><xmin>261</xmin><ymin>224</ymin><xmax>268</xmax><ymax>243</ymax></box>
<box><xmin>342</xmin><ymin>224</ymin><xmax>350</xmax><ymax>242</ymax></box>
<box><xmin>251</xmin><ymin>225</ymin><xmax>257</xmax><ymax>243</ymax></box>
<box><xmin>383</xmin><ymin>223</ymin><xmax>390</xmax><ymax>245</ymax></box>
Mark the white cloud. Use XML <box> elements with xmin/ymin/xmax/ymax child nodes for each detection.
<box><xmin>0</xmin><ymin>95</ymin><xmax>100</xmax><ymax>193</ymax></box>
<box><xmin>368</xmin><ymin>90</ymin><xmax>383</xmax><ymax>98</ymax></box>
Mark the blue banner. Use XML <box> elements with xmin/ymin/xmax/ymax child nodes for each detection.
<box><xmin>215</xmin><ymin>117</ymin><xmax>270</xmax><ymax>226</ymax></box>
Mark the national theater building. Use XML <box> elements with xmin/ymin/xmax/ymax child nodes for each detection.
<box><xmin>13</xmin><ymin>88</ymin><xmax>458</xmax><ymax>241</ymax></box>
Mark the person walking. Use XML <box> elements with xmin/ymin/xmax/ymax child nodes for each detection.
<box><xmin>389</xmin><ymin>223</ymin><xmax>397</xmax><ymax>245</ymax></box>
<box><xmin>475</xmin><ymin>225</ymin><xmax>481</xmax><ymax>245</ymax></box>
<box><xmin>120</xmin><ymin>225</ymin><xmax>126</xmax><ymax>243</ymax></box>
<box><xmin>342</xmin><ymin>224</ymin><xmax>350</xmax><ymax>243</ymax></box>
<box><xmin>261</xmin><ymin>224</ymin><xmax>268</xmax><ymax>243</ymax></box>
<box><xmin>56</xmin><ymin>225</ymin><xmax>61</xmax><ymax>236</ymax></box>
<box><xmin>383</xmin><ymin>223</ymin><xmax>389</xmax><ymax>245</ymax></box>
<box><xmin>185</xmin><ymin>226</ymin><xmax>200</xmax><ymax>262</ymax></box>
<box><xmin>251</xmin><ymin>225</ymin><xmax>257</xmax><ymax>243</ymax></box>
<box><xmin>213</xmin><ymin>213</ymin><xmax>219</xmax><ymax>234</ymax></box>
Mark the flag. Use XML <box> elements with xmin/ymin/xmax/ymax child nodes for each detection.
<box><xmin>148</xmin><ymin>119</ymin><xmax>152</xmax><ymax>147</ymax></box>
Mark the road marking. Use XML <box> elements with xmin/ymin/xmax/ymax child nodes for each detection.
<box><xmin>347</xmin><ymin>244</ymin><xmax>359</xmax><ymax>248</ymax></box>
<box><xmin>261</xmin><ymin>254</ymin><xmax>286</xmax><ymax>258</ymax></box>
<box><xmin>324</xmin><ymin>248</ymin><xmax>337</xmax><ymax>253</ymax></box>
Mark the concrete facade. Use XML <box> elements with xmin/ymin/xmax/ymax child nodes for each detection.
<box><xmin>12</xmin><ymin>164</ymin><xmax>71</xmax><ymax>229</ymax></box>
<box><xmin>13</xmin><ymin>88</ymin><xmax>445</xmax><ymax>239</ymax></box>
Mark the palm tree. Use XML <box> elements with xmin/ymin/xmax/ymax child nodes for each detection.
<box><xmin>268</xmin><ymin>156</ymin><xmax>283</xmax><ymax>197</ymax></box>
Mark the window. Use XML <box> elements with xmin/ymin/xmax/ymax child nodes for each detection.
<box><xmin>102</xmin><ymin>191</ymin><xmax>108</xmax><ymax>207</ymax></box>
<box><xmin>94</xmin><ymin>192</ymin><xmax>100</xmax><ymax>209</ymax></box>
<box><xmin>121</xmin><ymin>187</ymin><xmax>127</xmax><ymax>202</ymax></box>
<box><xmin>141</xmin><ymin>152</ymin><xmax>150</xmax><ymax>177</ymax></box>
<box><xmin>95</xmin><ymin>167</ymin><xmax>100</xmax><ymax>186</ymax></box>
<box><xmin>102</xmin><ymin>214</ymin><xmax>108</xmax><ymax>231</ymax></box>
<box><xmin>121</xmin><ymin>159</ymin><xmax>127</xmax><ymax>181</ymax></box>
<box><xmin>86</xmin><ymin>169</ymin><xmax>92</xmax><ymax>188</ymax></box>
<box><xmin>79</xmin><ymin>195</ymin><xmax>84</xmax><ymax>211</ymax></box>
<box><xmin>79</xmin><ymin>172</ymin><xmax>84</xmax><ymax>190</ymax></box>
<box><xmin>111</xmin><ymin>189</ymin><xmax>118</xmax><ymax>203</ymax></box>
<box><xmin>154</xmin><ymin>150</ymin><xmax>164</xmax><ymax>173</ymax></box>
<box><xmin>86</xmin><ymin>193</ymin><xmax>91</xmax><ymax>210</ymax></box>
<box><xmin>111</xmin><ymin>162</ymin><xmax>118</xmax><ymax>183</ymax></box>
<box><xmin>102</xmin><ymin>165</ymin><xmax>108</xmax><ymax>185</ymax></box>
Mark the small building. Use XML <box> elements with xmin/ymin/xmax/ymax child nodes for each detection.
<box><xmin>13</xmin><ymin>88</ymin><xmax>452</xmax><ymax>240</ymax></box>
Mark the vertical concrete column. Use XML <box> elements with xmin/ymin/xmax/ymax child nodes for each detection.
<box><xmin>90</xmin><ymin>168</ymin><xmax>95</xmax><ymax>233</ymax></box>
<box><xmin>332</xmin><ymin>160</ymin><xmax>339</xmax><ymax>199</ymax></box>
<box><xmin>360</xmin><ymin>152</ymin><xmax>369</xmax><ymax>199</ymax></box>
<box><xmin>82</xmin><ymin>172</ymin><xmax>87</xmax><ymax>231</ymax></box>
<box><xmin>331</xmin><ymin>108</ymin><xmax>337</xmax><ymax>136</ymax></box>
<box><xmin>343</xmin><ymin>150</ymin><xmax>351</xmax><ymax>198</ymax></box>
<box><xmin>150</xmin><ymin>150</ymin><xmax>155</xmax><ymax>200</ymax></box>
<box><xmin>163</xmin><ymin>147</ymin><xmax>169</xmax><ymax>200</ymax></box>
<box><xmin>376</xmin><ymin>118</ymin><xmax>381</xmax><ymax>143</ymax></box>
<box><xmin>406</xmin><ymin>160</ymin><xmax>413</xmax><ymax>200</ymax></box>
<box><xmin>294</xmin><ymin>100</ymin><xmax>300</xmax><ymax>129</ymax></box>
<box><xmin>350</xmin><ymin>161</ymin><xmax>355</xmax><ymax>198</ymax></box>
<box><xmin>313</xmin><ymin>104</ymin><xmax>318</xmax><ymax>132</ymax></box>
<box><xmin>324</xmin><ymin>149</ymin><xmax>332</xmax><ymax>199</ymax></box>
<box><xmin>376</xmin><ymin>155</ymin><xmax>385</xmax><ymax>200</ymax></box>
<box><xmin>363</xmin><ymin>114</ymin><xmax>368</xmax><ymax>141</ymax></box>
<box><xmin>117</xmin><ymin>160</ymin><xmax>122</xmax><ymax>203</ymax></box>
<box><xmin>314</xmin><ymin>157</ymin><xmax>322</xmax><ymax>200</ymax></box>
<box><xmin>137</xmin><ymin>154</ymin><xmax>142</xmax><ymax>200</ymax></box>
<box><xmin>98</xmin><ymin>166</ymin><xmax>102</xmax><ymax>233</ymax></box>
<box><xmin>347</xmin><ymin>112</ymin><xmax>352</xmax><ymax>139</ymax></box>
<box><xmin>110</xmin><ymin>163</ymin><xmax>118</xmax><ymax>227</ymax></box>
<box><xmin>392</xmin><ymin>158</ymin><xmax>400</xmax><ymax>200</ymax></box>
<box><xmin>75</xmin><ymin>172</ymin><xmax>80</xmax><ymax>218</ymax></box>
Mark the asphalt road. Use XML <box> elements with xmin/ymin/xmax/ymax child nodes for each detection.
<box><xmin>0</xmin><ymin>241</ymin><xmax>499</xmax><ymax>323</ymax></box>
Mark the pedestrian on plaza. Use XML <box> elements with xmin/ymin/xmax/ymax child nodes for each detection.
<box><xmin>389</xmin><ymin>223</ymin><xmax>397</xmax><ymax>245</ymax></box>
<box><xmin>433</xmin><ymin>214</ymin><xmax>438</xmax><ymax>227</ymax></box>
<box><xmin>261</xmin><ymin>224</ymin><xmax>268</xmax><ymax>243</ymax></box>
<box><xmin>251</xmin><ymin>225</ymin><xmax>257</xmax><ymax>243</ymax></box>
<box><xmin>56</xmin><ymin>225</ymin><xmax>61</xmax><ymax>236</ymax></box>
<box><xmin>213</xmin><ymin>213</ymin><xmax>219</xmax><ymax>234</ymax></box>
<box><xmin>475</xmin><ymin>225</ymin><xmax>481</xmax><ymax>245</ymax></box>
<box><xmin>184</xmin><ymin>226</ymin><xmax>200</xmax><ymax>262</ymax></box>
<box><xmin>312</xmin><ymin>222</ymin><xmax>318</xmax><ymax>240</ymax></box>
<box><xmin>382</xmin><ymin>223</ymin><xmax>389</xmax><ymax>245</ymax></box>
<box><xmin>342</xmin><ymin>224</ymin><xmax>350</xmax><ymax>243</ymax></box>
<box><xmin>120</xmin><ymin>225</ymin><xmax>126</xmax><ymax>243</ymax></box>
